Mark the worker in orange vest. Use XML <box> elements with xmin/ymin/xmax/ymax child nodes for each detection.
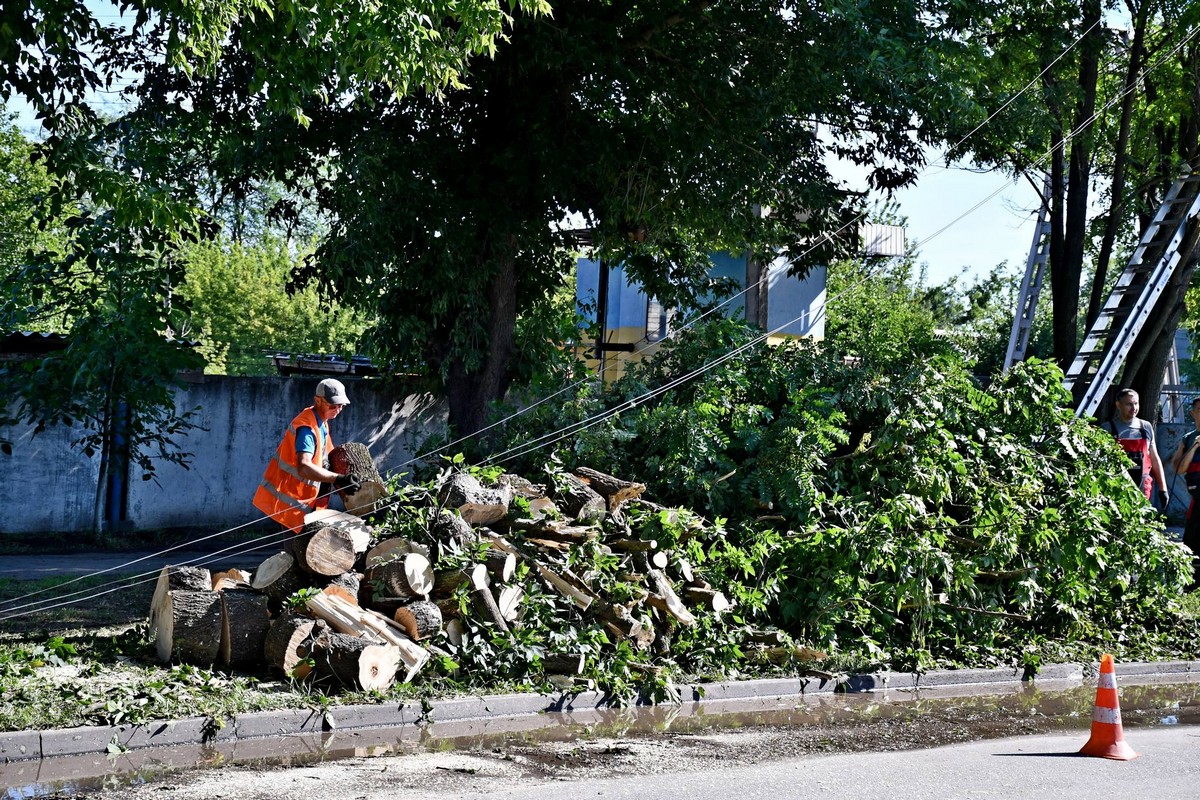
<box><xmin>253</xmin><ymin>378</ymin><xmax>359</xmax><ymax>532</ymax></box>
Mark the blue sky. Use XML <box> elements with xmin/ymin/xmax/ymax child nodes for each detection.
<box><xmin>830</xmin><ymin>157</ymin><xmax>1043</xmax><ymax>289</ymax></box>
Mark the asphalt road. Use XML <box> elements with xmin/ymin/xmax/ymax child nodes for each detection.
<box><xmin>80</xmin><ymin>725</ymin><xmax>1200</xmax><ymax>800</ymax></box>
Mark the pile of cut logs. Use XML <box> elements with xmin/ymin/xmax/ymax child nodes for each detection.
<box><xmin>148</xmin><ymin>447</ymin><xmax>743</xmax><ymax>693</ymax></box>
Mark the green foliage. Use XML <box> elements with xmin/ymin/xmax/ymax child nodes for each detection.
<box><xmin>173</xmin><ymin>237</ymin><xmax>372</xmax><ymax>374</ymax></box>
<box><xmin>0</xmin><ymin>107</ymin><xmax>68</xmax><ymax>299</ymax></box>
<box><xmin>494</xmin><ymin>319</ymin><xmax>1197</xmax><ymax>672</ymax></box>
<box><xmin>0</xmin><ymin>195</ymin><xmax>206</xmax><ymax>500</ymax></box>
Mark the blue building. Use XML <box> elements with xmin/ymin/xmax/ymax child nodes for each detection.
<box><xmin>575</xmin><ymin>223</ymin><xmax>903</xmax><ymax>381</ymax></box>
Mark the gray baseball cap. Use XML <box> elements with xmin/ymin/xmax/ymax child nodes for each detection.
<box><xmin>315</xmin><ymin>378</ymin><xmax>350</xmax><ymax>405</ymax></box>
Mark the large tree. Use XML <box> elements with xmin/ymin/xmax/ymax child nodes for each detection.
<box><xmin>0</xmin><ymin>0</ymin><xmax>530</xmax><ymax>529</ymax></box>
<box><xmin>107</xmin><ymin>0</ymin><xmax>996</xmax><ymax>436</ymax></box>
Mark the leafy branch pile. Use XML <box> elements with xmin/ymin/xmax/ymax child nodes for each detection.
<box><xmin>492</xmin><ymin>319</ymin><xmax>1200</xmax><ymax>673</ymax></box>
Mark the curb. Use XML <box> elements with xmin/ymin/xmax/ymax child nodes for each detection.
<box><xmin>3</xmin><ymin>659</ymin><xmax>1198</xmax><ymax>765</ymax></box>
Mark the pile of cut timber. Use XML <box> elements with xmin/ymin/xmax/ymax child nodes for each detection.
<box><xmin>150</xmin><ymin>461</ymin><xmax>753</xmax><ymax>693</ymax></box>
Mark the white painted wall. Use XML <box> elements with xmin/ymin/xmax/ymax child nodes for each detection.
<box><xmin>3</xmin><ymin>376</ymin><xmax>447</xmax><ymax>535</ymax></box>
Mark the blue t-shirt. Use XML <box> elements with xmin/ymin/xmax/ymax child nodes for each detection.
<box><xmin>295</xmin><ymin>420</ymin><xmax>329</xmax><ymax>457</ymax></box>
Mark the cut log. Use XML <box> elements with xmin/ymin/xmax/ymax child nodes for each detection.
<box><xmin>552</xmin><ymin>473</ymin><xmax>606</xmax><ymax>523</ymax></box>
<box><xmin>325</xmin><ymin>571</ymin><xmax>362</xmax><ymax>598</ymax></box>
<box><xmin>429</xmin><ymin>510</ymin><xmax>475</xmax><ymax>548</ymax></box>
<box><xmin>470</xmin><ymin>566</ymin><xmax>509</xmax><ymax>633</ymax></box>
<box><xmin>156</xmin><ymin>589</ymin><xmax>223</xmax><ymax>665</ymax></box>
<box><xmin>369</xmin><ymin>551</ymin><xmax>434</xmax><ymax>599</ymax></box>
<box><xmin>251</xmin><ymin>551</ymin><xmax>308</xmax><ymax>610</ymax></box>
<box><xmin>439</xmin><ymin>471</ymin><xmax>514</xmax><ymax>526</ymax></box>
<box><xmin>328</xmin><ymin>442</ymin><xmax>387</xmax><ymax>514</ymax></box>
<box><xmin>431</xmin><ymin>563</ymin><xmax>488</xmax><ymax>598</ymax></box>
<box><xmin>305</xmin><ymin>591</ymin><xmax>430</xmax><ymax>682</ymax></box>
<box><xmin>149</xmin><ymin>566</ymin><xmax>212</xmax><ymax>629</ymax></box>
<box><xmin>290</xmin><ymin>514</ymin><xmax>373</xmax><ymax>577</ymax></box>
<box><xmin>343</xmin><ymin>480</ymin><xmax>388</xmax><ymax>517</ymax></box>
<box><xmin>510</xmin><ymin>519</ymin><xmax>598</xmax><ymax>543</ymax></box>
<box><xmin>682</xmin><ymin>586</ymin><xmax>731</xmax><ymax>613</ymax></box>
<box><xmin>524</xmin><ymin>537</ymin><xmax>572</xmax><ymax>552</ymax></box>
<box><xmin>303</xmin><ymin>508</ymin><xmax>374</xmax><ymax>551</ymax></box>
<box><xmin>497</xmin><ymin>473</ymin><xmax>547</xmax><ymax>500</ymax></box>
<box><xmin>264</xmin><ymin>612</ymin><xmax>325</xmax><ymax>679</ymax></box>
<box><xmin>434</xmin><ymin>597</ymin><xmax>463</xmax><ymax>619</ymax></box>
<box><xmin>484</xmin><ymin>549</ymin><xmax>517</xmax><ymax>583</ymax></box>
<box><xmin>211</xmin><ymin>568</ymin><xmax>252</xmax><ymax>592</ymax></box>
<box><xmin>675</xmin><ymin>558</ymin><xmax>695</xmax><ymax>583</ymax></box>
<box><xmin>497</xmin><ymin>585</ymin><xmax>525</xmax><ymax>622</ymax></box>
<box><xmin>646</xmin><ymin>569</ymin><xmax>696</xmax><ymax>626</ymax></box>
<box><xmin>364</xmin><ymin>537</ymin><xmax>415</xmax><ymax>570</ymax></box>
<box><xmin>393</xmin><ymin>600</ymin><xmax>443</xmax><ymax>641</ymax></box>
<box><xmin>574</xmin><ymin>466</ymin><xmax>646</xmax><ymax>510</ymax></box>
<box><xmin>322</xmin><ymin>583</ymin><xmax>360</xmax><ymax>607</ymax></box>
<box><xmin>527</xmin><ymin>496</ymin><xmax>559</xmax><ymax>520</ymax></box>
<box><xmin>219</xmin><ymin>589</ymin><xmax>271</xmax><ymax>669</ymax></box>
<box><xmin>607</xmin><ymin>538</ymin><xmax>658</xmax><ymax>552</ymax></box>
<box><xmin>444</xmin><ymin>618</ymin><xmax>465</xmax><ymax>647</ymax></box>
<box><xmin>310</xmin><ymin>629</ymin><xmax>400</xmax><ymax>691</ymax></box>
<box><xmin>742</xmin><ymin>629</ymin><xmax>788</xmax><ymax>645</ymax></box>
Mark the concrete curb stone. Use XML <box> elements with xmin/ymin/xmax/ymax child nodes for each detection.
<box><xmin>0</xmin><ymin>660</ymin><xmax>1189</xmax><ymax>764</ymax></box>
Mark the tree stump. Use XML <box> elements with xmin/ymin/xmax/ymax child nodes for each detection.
<box><xmin>149</xmin><ymin>566</ymin><xmax>212</xmax><ymax>629</ymax></box>
<box><xmin>251</xmin><ymin>551</ymin><xmax>309</xmax><ymax>611</ymax></box>
<box><xmin>220</xmin><ymin>589</ymin><xmax>271</xmax><ymax>669</ymax></box>
<box><xmin>310</xmin><ymin>629</ymin><xmax>400</xmax><ymax>691</ymax></box>
<box><xmin>439</xmin><ymin>472</ymin><xmax>514</xmax><ymax>526</ymax></box>
<box><xmin>264</xmin><ymin>612</ymin><xmax>325</xmax><ymax>679</ymax></box>
<box><xmin>393</xmin><ymin>599</ymin><xmax>443</xmax><ymax>642</ymax></box>
<box><xmin>156</xmin><ymin>589</ymin><xmax>223</xmax><ymax>665</ymax></box>
<box><xmin>369</xmin><ymin>552</ymin><xmax>434</xmax><ymax>599</ymax></box>
<box><xmin>288</xmin><ymin>525</ymin><xmax>360</xmax><ymax>576</ymax></box>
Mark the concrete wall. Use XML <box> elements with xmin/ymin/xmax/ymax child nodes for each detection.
<box><xmin>2</xmin><ymin>375</ymin><xmax>446</xmax><ymax>536</ymax></box>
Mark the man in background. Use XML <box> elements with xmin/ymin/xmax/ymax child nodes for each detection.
<box><xmin>1102</xmin><ymin>388</ymin><xmax>1168</xmax><ymax>509</ymax></box>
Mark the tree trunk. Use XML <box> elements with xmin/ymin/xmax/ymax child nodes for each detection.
<box><xmin>219</xmin><ymin>589</ymin><xmax>271</xmax><ymax>669</ymax></box>
<box><xmin>1054</xmin><ymin>1</ymin><xmax>1102</xmax><ymax>370</ymax></box>
<box><xmin>445</xmin><ymin>249</ymin><xmax>518</xmax><ymax>438</ymax></box>
<box><xmin>155</xmin><ymin>589</ymin><xmax>223</xmax><ymax>665</ymax></box>
<box><xmin>1086</xmin><ymin>4</ymin><xmax>1148</xmax><ymax>329</ymax></box>
<box><xmin>263</xmin><ymin>612</ymin><xmax>325</xmax><ymax>679</ymax></box>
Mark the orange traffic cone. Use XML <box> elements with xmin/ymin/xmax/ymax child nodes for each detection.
<box><xmin>1079</xmin><ymin>653</ymin><xmax>1138</xmax><ymax>760</ymax></box>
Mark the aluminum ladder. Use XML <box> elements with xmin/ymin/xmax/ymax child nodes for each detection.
<box><xmin>1002</xmin><ymin>174</ymin><xmax>1054</xmax><ymax>371</ymax></box>
<box><xmin>1066</xmin><ymin>167</ymin><xmax>1200</xmax><ymax>419</ymax></box>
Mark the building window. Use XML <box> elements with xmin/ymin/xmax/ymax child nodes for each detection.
<box><xmin>646</xmin><ymin>298</ymin><xmax>675</xmax><ymax>342</ymax></box>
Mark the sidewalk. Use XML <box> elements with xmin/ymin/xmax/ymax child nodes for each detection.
<box><xmin>0</xmin><ymin>547</ymin><xmax>261</xmax><ymax>581</ymax></box>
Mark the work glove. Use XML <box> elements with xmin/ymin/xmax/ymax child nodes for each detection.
<box><xmin>334</xmin><ymin>473</ymin><xmax>361</xmax><ymax>495</ymax></box>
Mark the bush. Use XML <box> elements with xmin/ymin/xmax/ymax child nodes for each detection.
<box><xmin>495</xmin><ymin>319</ymin><xmax>1198</xmax><ymax>672</ymax></box>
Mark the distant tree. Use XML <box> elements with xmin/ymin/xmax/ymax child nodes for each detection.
<box><xmin>0</xmin><ymin>106</ymin><xmax>67</xmax><ymax>315</ymax></box>
<box><xmin>173</xmin><ymin>238</ymin><xmax>372</xmax><ymax>375</ymax></box>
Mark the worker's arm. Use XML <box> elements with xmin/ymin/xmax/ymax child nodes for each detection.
<box><xmin>1150</xmin><ymin>441</ymin><xmax>1169</xmax><ymax>504</ymax></box>
<box><xmin>1174</xmin><ymin>435</ymin><xmax>1200</xmax><ymax>476</ymax></box>
<box><xmin>297</xmin><ymin>451</ymin><xmax>342</xmax><ymax>484</ymax></box>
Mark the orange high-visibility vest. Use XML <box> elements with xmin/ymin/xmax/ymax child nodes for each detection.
<box><xmin>253</xmin><ymin>407</ymin><xmax>333</xmax><ymax>532</ymax></box>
